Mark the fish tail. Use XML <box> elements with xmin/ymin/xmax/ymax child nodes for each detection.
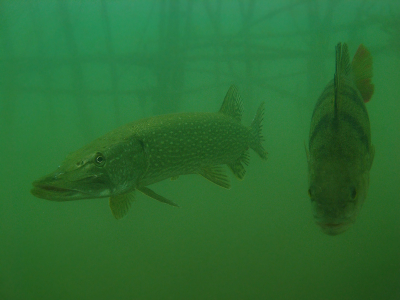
<box><xmin>250</xmin><ymin>102</ymin><xmax>267</xmax><ymax>160</ymax></box>
<box><xmin>351</xmin><ymin>44</ymin><xmax>374</xmax><ymax>103</ymax></box>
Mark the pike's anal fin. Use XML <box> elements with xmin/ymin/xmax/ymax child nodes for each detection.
<box><xmin>138</xmin><ymin>186</ymin><xmax>179</xmax><ymax>207</ymax></box>
<box><xmin>227</xmin><ymin>151</ymin><xmax>249</xmax><ymax>180</ymax></box>
<box><xmin>227</xmin><ymin>160</ymin><xmax>246</xmax><ymax>180</ymax></box>
<box><xmin>109</xmin><ymin>191</ymin><xmax>135</xmax><ymax>220</ymax></box>
<box><xmin>199</xmin><ymin>165</ymin><xmax>231</xmax><ymax>189</ymax></box>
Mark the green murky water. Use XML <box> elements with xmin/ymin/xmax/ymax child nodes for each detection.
<box><xmin>1</xmin><ymin>1</ymin><xmax>399</xmax><ymax>299</ymax></box>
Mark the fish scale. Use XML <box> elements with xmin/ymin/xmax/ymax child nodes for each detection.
<box><xmin>137</xmin><ymin>112</ymin><xmax>250</xmax><ymax>185</ymax></box>
<box><xmin>307</xmin><ymin>43</ymin><xmax>375</xmax><ymax>236</ymax></box>
<box><xmin>31</xmin><ymin>85</ymin><xmax>267</xmax><ymax>219</ymax></box>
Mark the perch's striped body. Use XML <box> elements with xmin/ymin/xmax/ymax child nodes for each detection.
<box><xmin>307</xmin><ymin>43</ymin><xmax>375</xmax><ymax>235</ymax></box>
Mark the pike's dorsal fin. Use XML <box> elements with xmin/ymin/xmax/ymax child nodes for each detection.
<box><xmin>219</xmin><ymin>85</ymin><xmax>243</xmax><ymax>122</ymax></box>
<box><xmin>199</xmin><ymin>165</ymin><xmax>231</xmax><ymax>189</ymax></box>
<box><xmin>334</xmin><ymin>42</ymin><xmax>351</xmax><ymax>119</ymax></box>
<box><xmin>109</xmin><ymin>191</ymin><xmax>135</xmax><ymax>219</ymax></box>
<box><xmin>351</xmin><ymin>44</ymin><xmax>374</xmax><ymax>103</ymax></box>
<box><xmin>137</xmin><ymin>186</ymin><xmax>179</xmax><ymax>207</ymax></box>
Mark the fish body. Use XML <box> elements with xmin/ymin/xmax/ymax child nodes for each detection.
<box><xmin>307</xmin><ymin>43</ymin><xmax>375</xmax><ymax>236</ymax></box>
<box><xmin>31</xmin><ymin>85</ymin><xmax>267</xmax><ymax>219</ymax></box>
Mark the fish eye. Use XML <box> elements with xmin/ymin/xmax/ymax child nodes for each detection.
<box><xmin>94</xmin><ymin>152</ymin><xmax>106</xmax><ymax>167</ymax></box>
<box><xmin>350</xmin><ymin>186</ymin><xmax>357</xmax><ymax>200</ymax></box>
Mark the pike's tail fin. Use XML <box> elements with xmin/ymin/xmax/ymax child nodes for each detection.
<box><xmin>250</xmin><ymin>102</ymin><xmax>267</xmax><ymax>160</ymax></box>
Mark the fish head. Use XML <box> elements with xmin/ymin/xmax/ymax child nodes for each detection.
<box><xmin>31</xmin><ymin>137</ymin><xmax>147</xmax><ymax>201</ymax></box>
<box><xmin>308</xmin><ymin>158</ymin><xmax>370</xmax><ymax>236</ymax></box>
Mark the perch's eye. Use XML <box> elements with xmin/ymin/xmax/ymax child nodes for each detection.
<box><xmin>94</xmin><ymin>153</ymin><xmax>106</xmax><ymax>167</ymax></box>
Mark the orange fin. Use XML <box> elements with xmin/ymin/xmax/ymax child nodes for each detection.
<box><xmin>351</xmin><ymin>44</ymin><xmax>374</xmax><ymax>103</ymax></box>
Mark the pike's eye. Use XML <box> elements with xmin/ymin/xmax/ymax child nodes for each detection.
<box><xmin>94</xmin><ymin>153</ymin><xmax>106</xmax><ymax>167</ymax></box>
<box><xmin>350</xmin><ymin>187</ymin><xmax>357</xmax><ymax>200</ymax></box>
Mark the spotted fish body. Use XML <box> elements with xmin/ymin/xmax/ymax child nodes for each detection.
<box><xmin>307</xmin><ymin>43</ymin><xmax>375</xmax><ymax>236</ymax></box>
<box><xmin>31</xmin><ymin>85</ymin><xmax>267</xmax><ymax>219</ymax></box>
<box><xmin>138</xmin><ymin>112</ymin><xmax>252</xmax><ymax>186</ymax></box>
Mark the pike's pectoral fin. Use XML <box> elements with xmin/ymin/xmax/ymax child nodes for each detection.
<box><xmin>109</xmin><ymin>191</ymin><xmax>135</xmax><ymax>220</ymax></box>
<box><xmin>199</xmin><ymin>165</ymin><xmax>231</xmax><ymax>189</ymax></box>
<box><xmin>138</xmin><ymin>186</ymin><xmax>179</xmax><ymax>207</ymax></box>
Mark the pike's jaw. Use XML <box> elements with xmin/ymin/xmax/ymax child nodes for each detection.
<box><xmin>31</xmin><ymin>182</ymin><xmax>91</xmax><ymax>201</ymax></box>
<box><xmin>31</xmin><ymin>177</ymin><xmax>111</xmax><ymax>201</ymax></box>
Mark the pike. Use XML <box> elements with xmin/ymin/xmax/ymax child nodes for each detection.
<box><xmin>31</xmin><ymin>85</ymin><xmax>267</xmax><ymax>219</ymax></box>
<box><xmin>307</xmin><ymin>43</ymin><xmax>375</xmax><ymax>235</ymax></box>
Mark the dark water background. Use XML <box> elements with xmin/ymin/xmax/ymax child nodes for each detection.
<box><xmin>1</xmin><ymin>1</ymin><xmax>399</xmax><ymax>299</ymax></box>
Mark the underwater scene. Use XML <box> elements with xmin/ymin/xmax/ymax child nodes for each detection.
<box><xmin>0</xmin><ymin>1</ymin><xmax>399</xmax><ymax>299</ymax></box>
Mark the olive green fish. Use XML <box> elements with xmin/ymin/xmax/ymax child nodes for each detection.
<box><xmin>31</xmin><ymin>85</ymin><xmax>267</xmax><ymax>219</ymax></box>
<box><xmin>307</xmin><ymin>43</ymin><xmax>375</xmax><ymax>235</ymax></box>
